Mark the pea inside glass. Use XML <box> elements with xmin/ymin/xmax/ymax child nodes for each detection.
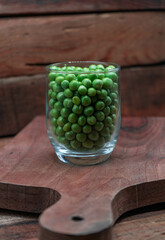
<box><xmin>46</xmin><ymin>61</ymin><xmax>120</xmax><ymax>165</ymax></box>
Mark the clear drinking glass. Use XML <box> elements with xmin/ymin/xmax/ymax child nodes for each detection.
<box><xmin>46</xmin><ymin>61</ymin><xmax>120</xmax><ymax>165</ymax></box>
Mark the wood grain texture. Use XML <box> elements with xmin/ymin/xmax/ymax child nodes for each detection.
<box><xmin>0</xmin><ymin>12</ymin><xmax>164</xmax><ymax>77</ymax></box>
<box><xmin>0</xmin><ymin>116</ymin><xmax>164</xmax><ymax>240</ymax></box>
<box><xmin>0</xmin><ymin>205</ymin><xmax>165</xmax><ymax>240</ymax></box>
<box><xmin>0</xmin><ymin>75</ymin><xmax>45</xmax><ymax>136</ymax></box>
<box><xmin>0</xmin><ymin>66</ymin><xmax>164</xmax><ymax>136</ymax></box>
<box><xmin>0</xmin><ymin>138</ymin><xmax>164</xmax><ymax>240</ymax></box>
<box><xmin>0</xmin><ymin>0</ymin><xmax>165</xmax><ymax>15</ymax></box>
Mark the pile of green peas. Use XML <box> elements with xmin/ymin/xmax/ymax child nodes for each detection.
<box><xmin>48</xmin><ymin>64</ymin><xmax>118</xmax><ymax>151</ymax></box>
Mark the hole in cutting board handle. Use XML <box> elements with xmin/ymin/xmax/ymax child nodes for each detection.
<box><xmin>71</xmin><ymin>216</ymin><xmax>84</xmax><ymax>221</ymax></box>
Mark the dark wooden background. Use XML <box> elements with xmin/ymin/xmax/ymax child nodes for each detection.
<box><xmin>0</xmin><ymin>0</ymin><xmax>165</xmax><ymax>136</ymax></box>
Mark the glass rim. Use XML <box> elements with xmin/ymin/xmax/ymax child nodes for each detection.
<box><xmin>46</xmin><ymin>61</ymin><xmax>120</xmax><ymax>74</ymax></box>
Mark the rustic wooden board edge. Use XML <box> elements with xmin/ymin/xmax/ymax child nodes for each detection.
<box><xmin>0</xmin><ymin>182</ymin><xmax>61</xmax><ymax>213</ymax></box>
<box><xmin>38</xmin><ymin>179</ymin><xmax>165</xmax><ymax>239</ymax></box>
<box><xmin>0</xmin><ymin>0</ymin><xmax>165</xmax><ymax>15</ymax></box>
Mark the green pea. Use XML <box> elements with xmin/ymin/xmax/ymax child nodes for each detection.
<box><xmin>77</xmin><ymin>74</ymin><xmax>88</xmax><ymax>81</ymax></box>
<box><xmin>76</xmin><ymin>133</ymin><xmax>87</xmax><ymax>143</ymax></box>
<box><xmin>89</xmin><ymin>64</ymin><xmax>97</xmax><ymax>71</ymax></box>
<box><xmin>95</xmin><ymin>101</ymin><xmax>105</xmax><ymax>110</ymax></box>
<box><xmin>68</xmin><ymin>113</ymin><xmax>78</xmax><ymax>123</ymax></box>
<box><xmin>70</xmin><ymin>140</ymin><xmax>81</xmax><ymax>150</ymax></box>
<box><xmin>54</xmin><ymin>101</ymin><xmax>63</xmax><ymax>111</ymax></box>
<box><xmin>63</xmin><ymin>98</ymin><xmax>73</xmax><ymax>108</ymax></box>
<box><xmin>57</xmin><ymin>92</ymin><xmax>65</xmax><ymax>102</ymax></box>
<box><xmin>109</xmin><ymin>124</ymin><xmax>115</xmax><ymax>133</ymax></box>
<box><xmin>72</xmin><ymin>105</ymin><xmax>83</xmax><ymax>115</ymax></box>
<box><xmin>82</xmin><ymin>140</ymin><xmax>94</xmax><ymax>149</ymax></box>
<box><xmin>81</xmin><ymin>96</ymin><xmax>91</xmax><ymax>106</ymax></box>
<box><xmin>58</xmin><ymin>137</ymin><xmax>69</xmax><ymax>145</ymax></box>
<box><xmin>61</xmin><ymin>80</ymin><xmax>69</xmax><ymax>89</ymax></box>
<box><xmin>69</xmin><ymin>80</ymin><xmax>79</xmax><ymax>91</ymax></box>
<box><xmin>71</xmin><ymin>123</ymin><xmax>81</xmax><ymax>133</ymax></box>
<box><xmin>110</xmin><ymin>105</ymin><xmax>117</xmax><ymax>114</ymax></box>
<box><xmin>92</xmin><ymin>79</ymin><xmax>103</xmax><ymax>90</ymax></box>
<box><xmin>82</xmin><ymin>78</ymin><xmax>92</xmax><ymax>88</ymax></box>
<box><xmin>51</xmin><ymin>92</ymin><xmax>57</xmax><ymax>100</ymax></box>
<box><xmin>52</xmin><ymin>126</ymin><xmax>56</xmax><ymax>134</ymax></box>
<box><xmin>50</xmin><ymin>117</ymin><xmax>57</xmax><ymax>126</ymax></box>
<box><xmin>88</xmin><ymin>73</ymin><xmax>97</xmax><ymax>81</ymax></box>
<box><xmin>49</xmin><ymin>65</ymin><xmax>58</xmax><ymax>71</ymax></box>
<box><xmin>67</xmin><ymin>66</ymin><xmax>75</xmax><ymax>72</ymax></box>
<box><xmin>110</xmin><ymin>92</ymin><xmax>118</xmax><ymax>101</ymax></box>
<box><xmin>88</xmin><ymin>131</ymin><xmax>99</xmax><ymax>141</ymax></box>
<box><xmin>102</xmin><ymin>78</ymin><xmax>113</xmax><ymax>89</ymax></box>
<box><xmin>84</xmin><ymin>106</ymin><xmax>94</xmax><ymax>116</ymax></box>
<box><xmin>112</xmin><ymin>113</ymin><xmax>117</xmax><ymax>123</ymax></box>
<box><xmin>65</xmin><ymin>131</ymin><xmax>76</xmax><ymax>140</ymax></box>
<box><xmin>96</xmin><ymin>70</ymin><xmax>104</xmax><ymax>79</ymax></box>
<box><xmin>95</xmin><ymin>111</ymin><xmax>105</xmax><ymax>121</ymax></box>
<box><xmin>105</xmin><ymin>72</ymin><xmax>118</xmax><ymax>82</ymax></box>
<box><xmin>83</xmin><ymin>125</ymin><xmax>92</xmax><ymax>134</ymax></box>
<box><xmin>56</xmin><ymin>76</ymin><xmax>64</xmax><ymax>85</ymax></box>
<box><xmin>49</xmin><ymin>109</ymin><xmax>60</xmax><ymax>118</ymax></box>
<box><xmin>103</xmin><ymin>106</ymin><xmax>111</xmax><ymax>116</ymax></box>
<box><xmin>48</xmin><ymin>89</ymin><xmax>53</xmax><ymax>97</ymax></box>
<box><xmin>87</xmin><ymin>116</ymin><xmax>96</xmax><ymax>125</ymax></box>
<box><xmin>104</xmin><ymin>116</ymin><xmax>113</xmax><ymax>127</ymax></box>
<box><xmin>106</xmin><ymin>65</ymin><xmax>115</xmax><ymax>70</ymax></box>
<box><xmin>95</xmin><ymin>136</ymin><xmax>105</xmax><ymax>147</ymax></box>
<box><xmin>83</xmin><ymin>67</ymin><xmax>89</xmax><ymax>73</ymax></box>
<box><xmin>112</xmin><ymin>82</ymin><xmax>118</xmax><ymax>91</ymax></box>
<box><xmin>75</xmin><ymin>67</ymin><xmax>83</xmax><ymax>72</ymax></box>
<box><xmin>56</xmin><ymin>73</ymin><xmax>65</xmax><ymax>78</ymax></box>
<box><xmin>64</xmin><ymin>89</ymin><xmax>73</xmax><ymax>98</ymax></box>
<box><xmin>63</xmin><ymin>122</ymin><xmax>71</xmax><ymax>132</ymax></box>
<box><xmin>100</xmin><ymin>127</ymin><xmax>110</xmax><ymax>137</ymax></box>
<box><xmin>72</xmin><ymin>96</ymin><xmax>81</xmax><ymax>105</ymax></box>
<box><xmin>48</xmin><ymin>72</ymin><xmax>56</xmax><ymax>82</ymax></box>
<box><xmin>88</xmin><ymin>88</ymin><xmax>96</xmax><ymax>97</ymax></box>
<box><xmin>49</xmin><ymin>81</ymin><xmax>55</xmax><ymax>89</ymax></box>
<box><xmin>56</xmin><ymin>126</ymin><xmax>65</xmax><ymax>137</ymax></box>
<box><xmin>78</xmin><ymin>85</ymin><xmax>87</xmax><ymax>95</ymax></box>
<box><xmin>49</xmin><ymin>99</ymin><xmax>55</xmax><ymax>108</ymax></box>
<box><xmin>97</xmin><ymin>64</ymin><xmax>104</xmax><ymax>70</ymax></box>
<box><xmin>60</xmin><ymin>108</ymin><xmax>70</xmax><ymax>118</ymax></box>
<box><xmin>66</xmin><ymin>74</ymin><xmax>76</xmax><ymax>81</ymax></box>
<box><xmin>53</xmin><ymin>83</ymin><xmax>62</xmax><ymax>92</ymax></box>
<box><xmin>78</xmin><ymin>116</ymin><xmax>86</xmax><ymax>126</ymax></box>
<box><xmin>94</xmin><ymin>122</ymin><xmax>104</xmax><ymax>131</ymax></box>
<box><xmin>97</xmin><ymin>89</ymin><xmax>107</xmax><ymax>100</ymax></box>
<box><xmin>104</xmin><ymin>96</ymin><xmax>112</xmax><ymax>106</ymax></box>
<box><xmin>57</xmin><ymin>116</ymin><xmax>67</xmax><ymax>127</ymax></box>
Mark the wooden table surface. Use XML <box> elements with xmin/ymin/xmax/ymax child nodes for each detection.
<box><xmin>0</xmin><ymin>137</ymin><xmax>165</xmax><ymax>240</ymax></box>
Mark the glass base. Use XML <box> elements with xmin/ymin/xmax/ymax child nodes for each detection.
<box><xmin>56</xmin><ymin>152</ymin><xmax>111</xmax><ymax>166</ymax></box>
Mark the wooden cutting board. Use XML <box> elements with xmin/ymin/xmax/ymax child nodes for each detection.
<box><xmin>0</xmin><ymin>116</ymin><xmax>164</xmax><ymax>240</ymax></box>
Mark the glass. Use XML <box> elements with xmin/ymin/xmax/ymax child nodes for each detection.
<box><xmin>46</xmin><ymin>61</ymin><xmax>120</xmax><ymax>165</ymax></box>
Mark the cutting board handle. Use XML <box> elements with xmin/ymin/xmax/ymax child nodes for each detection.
<box><xmin>39</xmin><ymin>194</ymin><xmax>113</xmax><ymax>239</ymax></box>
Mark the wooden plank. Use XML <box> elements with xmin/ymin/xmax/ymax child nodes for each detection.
<box><xmin>0</xmin><ymin>0</ymin><xmax>164</xmax><ymax>15</ymax></box>
<box><xmin>0</xmin><ymin>116</ymin><xmax>164</xmax><ymax>240</ymax></box>
<box><xmin>0</xmin><ymin>66</ymin><xmax>164</xmax><ymax>136</ymax></box>
<box><xmin>121</xmin><ymin>66</ymin><xmax>165</xmax><ymax>116</ymax></box>
<box><xmin>0</xmin><ymin>75</ymin><xmax>45</xmax><ymax>136</ymax></box>
<box><xmin>0</xmin><ymin>12</ymin><xmax>164</xmax><ymax>77</ymax></box>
